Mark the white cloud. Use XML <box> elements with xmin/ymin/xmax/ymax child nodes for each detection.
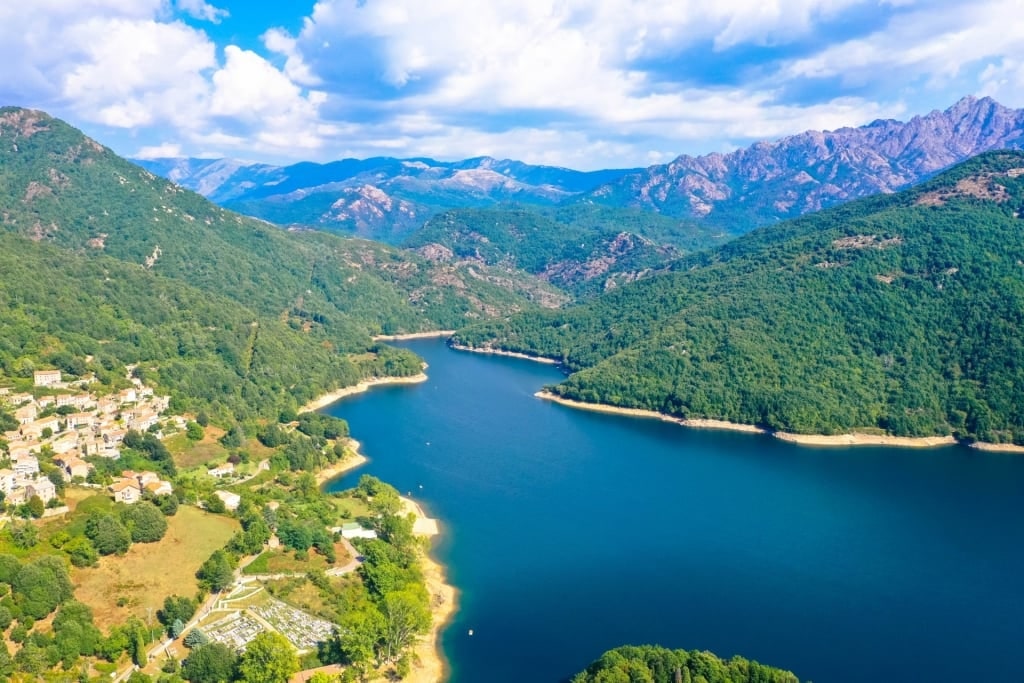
<box><xmin>781</xmin><ymin>0</ymin><xmax>1024</xmax><ymax>87</ymax></box>
<box><xmin>175</xmin><ymin>0</ymin><xmax>228</xmax><ymax>24</ymax></box>
<box><xmin>136</xmin><ymin>142</ymin><xmax>183</xmax><ymax>158</ymax></box>
<box><xmin>61</xmin><ymin>18</ymin><xmax>215</xmax><ymax>128</ymax></box>
<box><xmin>1</xmin><ymin>0</ymin><xmax>1022</xmax><ymax>168</ymax></box>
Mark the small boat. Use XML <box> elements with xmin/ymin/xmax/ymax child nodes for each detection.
<box><xmin>468</xmin><ymin>629</ymin><xmax>474</xmax><ymax>636</ymax></box>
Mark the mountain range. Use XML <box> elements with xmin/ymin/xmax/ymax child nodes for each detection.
<box><xmin>136</xmin><ymin>96</ymin><xmax>1024</xmax><ymax>240</ymax></box>
<box><xmin>454</xmin><ymin>151</ymin><xmax>1024</xmax><ymax>444</ymax></box>
<box><xmin>0</xmin><ymin>106</ymin><xmax>563</xmax><ymax>420</ymax></box>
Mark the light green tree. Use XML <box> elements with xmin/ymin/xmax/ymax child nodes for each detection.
<box><xmin>237</xmin><ymin>631</ymin><xmax>299</xmax><ymax>683</ymax></box>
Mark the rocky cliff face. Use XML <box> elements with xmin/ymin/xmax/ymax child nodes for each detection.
<box><xmin>587</xmin><ymin>96</ymin><xmax>1024</xmax><ymax>231</ymax></box>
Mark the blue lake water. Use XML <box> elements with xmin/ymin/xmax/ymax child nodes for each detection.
<box><xmin>325</xmin><ymin>338</ymin><xmax>1024</xmax><ymax>682</ymax></box>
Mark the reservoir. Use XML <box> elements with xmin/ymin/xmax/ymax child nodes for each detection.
<box><xmin>325</xmin><ymin>338</ymin><xmax>1024</xmax><ymax>682</ymax></box>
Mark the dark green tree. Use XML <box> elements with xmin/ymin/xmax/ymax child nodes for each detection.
<box><xmin>181</xmin><ymin>642</ymin><xmax>237</xmax><ymax>683</ymax></box>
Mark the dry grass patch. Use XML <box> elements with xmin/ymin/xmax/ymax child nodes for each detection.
<box><xmin>72</xmin><ymin>505</ymin><xmax>239</xmax><ymax>629</ymax></box>
<box><xmin>166</xmin><ymin>426</ymin><xmax>229</xmax><ymax>469</ymax></box>
<box><xmin>243</xmin><ymin>541</ymin><xmax>352</xmax><ymax>576</ymax></box>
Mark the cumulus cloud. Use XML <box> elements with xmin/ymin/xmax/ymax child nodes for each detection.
<box><xmin>0</xmin><ymin>1</ymin><xmax>332</xmax><ymax>158</ymax></box>
<box><xmin>1</xmin><ymin>0</ymin><xmax>1021</xmax><ymax>167</ymax></box>
<box><xmin>175</xmin><ymin>0</ymin><xmax>229</xmax><ymax>24</ymax></box>
<box><xmin>136</xmin><ymin>142</ymin><xmax>183</xmax><ymax>158</ymax></box>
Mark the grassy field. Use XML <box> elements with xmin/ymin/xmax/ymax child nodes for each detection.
<box><xmin>72</xmin><ymin>505</ymin><xmax>239</xmax><ymax>629</ymax></box>
<box><xmin>265</xmin><ymin>573</ymin><xmax>358</xmax><ymax>623</ymax></box>
<box><xmin>166</xmin><ymin>426</ymin><xmax>228</xmax><ymax>469</ymax></box>
<box><xmin>242</xmin><ymin>540</ymin><xmax>352</xmax><ymax>575</ymax></box>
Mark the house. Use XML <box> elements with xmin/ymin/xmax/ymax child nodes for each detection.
<box><xmin>11</xmin><ymin>455</ymin><xmax>40</xmax><ymax>477</ymax></box>
<box><xmin>118</xmin><ymin>388</ymin><xmax>137</xmax><ymax>404</ymax></box>
<box><xmin>144</xmin><ymin>480</ymin><xmax>173</xmax><ymax>497</ymax></box>
<box><xmin>8</xmin><ymin>442</ymin><xmax>40</xmax><ymax>460</ymax></box>
<box><xmin>97</xmin><ymin>398</ymin><xmax>119</xmax><ymax>416</ymax></box>
<box><xmin>54</xmin><ymin>455</ymin><xmax>92</xmax><ymax>480</ymax></box>
<box><xmin>0</xmin><ymin>469</ymin><xmax>17</xmax><ymax>496</ymax></box>
<box><xmin>207</xmin><ymin>462</ymin><xmax>234</xmax><ymax>478</ymax></box>
<box><xmin>102</xmin><ymin>428</ymin><xmax>128</xmax><ymax>445</ymax></box>
<box><xmin>122</xmin><ymin>470</ymin><xmax>161</xmax><ymax>487</ymax></box>
<box><xmin>26</xmin><ymin>477</ymin><xmax>56</xmax><ymax>503</ymax></box>
<box><xmin>109</xmin><ymin>479</ymin><xmax>142</xmax><ymax>504</ymax></box>
<box><xmin>213</xmin><ymin>490</ymin><xmax>240</xmax><ymax>511</ymax></box>
<box><xmin>337</xmin><ymin>522</ymin><xmax>377</xmax><ymax>540</ymax></box>
<box><xmin>14</xmin><ymin>404</ymin><xmax>37</xmax><ymax>425</ymax></box>
<box><xmin>21</xmin><ymin>416</ymin><xmax>60</xmax><ymax>439</ymax></box>
<box><xmin>128</xmin><ymin>409</ymin><xmax>159</xmax><ymax>432</ymax></box>
<box><xmin>50</xmin><ymin>433</ymin><xmax>79</xmax><ymax>455</ymax></box>
<box><xmin>33</xmin><ymin>369</ymin><xmax>62</xmax><ymax>386</ymax></box>
<box><xmin>68</xmin><ymin>412</ymin><xmax>95</xmax><ymax>429</ymax></box>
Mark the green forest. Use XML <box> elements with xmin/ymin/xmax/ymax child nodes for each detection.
<box><xmin>572</xmin><ymin>645</ymin><xmax>800</xmax><ymax>683</ymax></box>
<box><xmin>0</xmin><ymin>107</ymin><xmax>559</xmax><ymax>421</ymax></box>
<box><xmin>455</xmin><ymin>152</ymin><xmax>1024</xmax><ymax>444</ymax></box>
<box><xmin>403</xmin><ymin>206</ymin><xmax>723</xmax><ymax>296</ymax></box>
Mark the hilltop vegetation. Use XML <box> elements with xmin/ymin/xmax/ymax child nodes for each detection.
<box><xmin>573</xmin><ymin>645</ymin><xmax>800</xmax><ymax>683</ymax></box>
<box><xmin>0</xmin><ymin>107</ymin><xmax>558</xmax><ymax>420</ymax></box>
<box><xmin>404</xmin><ymin>207</ymin><xmax>693</xmax><ymax>296</ymax></box>
<box><xmin>455</xmin><ymin>152</ymin><xmax>1024</xmax><ymax>444</ymax></box>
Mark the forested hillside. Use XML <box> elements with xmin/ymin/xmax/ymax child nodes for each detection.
<box><xmin>572</xmin><ymin>645</ymin><xmax>800</xmax><ymax>683</ymax></box>
<box><xmin>405</xmin><ymin>208</ymin><xmax>688</xmax><ymax>296</ymax></box>
<box><xmin>455</xmin><ymin>152</ymin><xmax>1024</xmax><ymax>444</ymax></box>
<box><xmin>0</xmin><ymin>107</ymin><xmax>559</xmax><ymax>419</ymax></box>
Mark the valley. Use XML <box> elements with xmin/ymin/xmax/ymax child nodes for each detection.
<box><xmin>1</xmin><ymin>91</ymin><xmax>1022</xmax><ymax>683</ymax></box>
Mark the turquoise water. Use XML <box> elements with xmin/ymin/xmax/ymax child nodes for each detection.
<box><xmin>325</xmin><ymin>338</ymin><xmax>1024</xmax><ymax>682</ymax></box>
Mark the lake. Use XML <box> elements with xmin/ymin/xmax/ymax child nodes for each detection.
<box><xmin>324</xmin><ymin>338</ymin><xmax>1024</xmax><ymax>682</ymax></box>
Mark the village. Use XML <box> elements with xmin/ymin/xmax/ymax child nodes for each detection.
<box><xmin>0</xmin><ymin>367</ymin><xmax>182</xmax><ymax>513</ymax></box>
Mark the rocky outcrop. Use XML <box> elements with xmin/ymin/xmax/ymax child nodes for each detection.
<box><xmin>587</xmin><ymin>96</ymin><xmax>1024</xmax><ymax>231</ymax></box>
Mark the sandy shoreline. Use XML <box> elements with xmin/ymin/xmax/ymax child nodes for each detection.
<box><xmin>299</xmin><ymin>373</ymin><xmax>429</xmax><ymax>413</ymax></box>
<box><xmin>400</xmin><ymin>496</ymin><xmax>456</xmax><ymax>683</ymax></box>
<box><xmin>535</xmin><ymin>391</ymin><xmax>983</xmax><ymax>449</ymax></box>
<box><xmin>968</xmin><ymin>441</ymin><xmax>1024</xmax><ymax>454</ymax></box>
<box><xmin>373</xmin><ymin>330</ymin><xmax>455</xmax><ymax>341</ymax></box>
<box><xmin>450</xmin><ymin>344</ymin><xmax>559</xmax><ymax>365</ymax></box>
<box><xmin>315</xmin><ymin>439</ymin><xmax>369</xmax><ymax>485</ymax></box>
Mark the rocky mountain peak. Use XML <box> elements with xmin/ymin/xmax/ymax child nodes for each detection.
<box><xmin>588</xmin><ymin>96</ymin><xmax>1024</xmax><ymax>232</ymax></box>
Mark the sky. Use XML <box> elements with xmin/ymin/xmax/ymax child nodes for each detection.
<box><xmin>1</xmin><ymin>0</ymin><xmax>1023</xmax><ymax>170</ymax></box>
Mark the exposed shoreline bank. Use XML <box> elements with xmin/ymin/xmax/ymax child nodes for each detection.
<box><xmin>400</xmin><ymin>496</ymin><xmax>456</xmax><ymax>683</ymax></box>
<box><xmin>299</xmin><ymin>373</ymin><xmax>429</xmax><ymax>413</ymax></box>
<box><xmin>969</xmin><ymin>441</ymin><xmax>1024</xmax><ymax>454</ymax></box>
<box><xmin>535</xmin><ymin>391</ymin><xmax>994</xmax><ymax>450</ymax></box>
<box><xmin>372</xmin><ymin>330</ymin><xmax>455</xmax><ymax>341</ymax></box>
<box><xmin>315</xmin><ymin>438</ymin><xmax>369</xmax><ymax>486</ymax></box>
<box><xmin>450</xmin><ymin>343</ymin><xmax>559</xmax><ymax>365</ymax></box>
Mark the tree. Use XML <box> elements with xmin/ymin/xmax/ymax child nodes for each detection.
<box><xmin>183</xmin><ymin>629</ymin><xmax>210</xmax><ymax>649</ymax></box>
<box><xmin>204</xmin><ymin>493</ymin><xmax>227</xmax><ymax>514</ymax></box>
<box><xmin>12</xmin><ymin>556</ymin><xmax>74</xmax><ymax>619</ymax></box>
<box><xmin>196</xmin><ymin>550</ymin><xmax>235</xmax><ymax>592</ymax></box>
<box><xmin>85</xmin><ymin>512</ymin><xmax>132</xmax><ymax>555</ymax></box>
<box><xmin>158</xmin><ymin>595</ymin><xmax>198</xmax><ymax>630</ymax></box>
<box><xmin>337</xmin><ymin>605</ymin><xmax>384</xmax><ymax>667</ymax></box>
<box><xmin>186</xmin><ymin>421</ymin><xmax>205</xmax><ymax>442</ymax></box>
<box><xmin>121</xmin><ymin>501</ymin><xmax>168</xmax><ymax>543</ymax></box>
<box><xmin>8</xmin><ymin>520</ymin><xmax>39</xmax><ymax>549</ymax></box>
<box><xmin>25</xmin><ymin>495</ymin><xmax>44</xmax><ymax>519</ymax></box>
<box><xmin>181</xmin><ymin>642</ymin><xmax>236</xmax><ymax>683</ymax></box>
<box><xmin>378</xmin><ymin>590</ymin><xmax>431</xmax><ymax>665</ymax></box>
<box><xmin>156</xmin><ymin>493</ymin><xmax>179</xmax><ymax>516</ymax></box>
<box><xmin>65</xmin><ymin>536</ymin><xmax>98</xmax><ymax>567</ymax></box>
<box><xmin>171</xmin><ymin>618</ymin><xmax>185</xmax><ymax>638</ymax></box>
<box><xmin>237</xmin><ymin>631</ymin><xmax>299</xmax><ymax>683</ymax></box>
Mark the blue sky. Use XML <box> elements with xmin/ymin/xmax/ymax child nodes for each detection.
<box><xmin>2</xmin><ymin>0</ymin><xmax>1022</xmax><ymax>169</ymax></box>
